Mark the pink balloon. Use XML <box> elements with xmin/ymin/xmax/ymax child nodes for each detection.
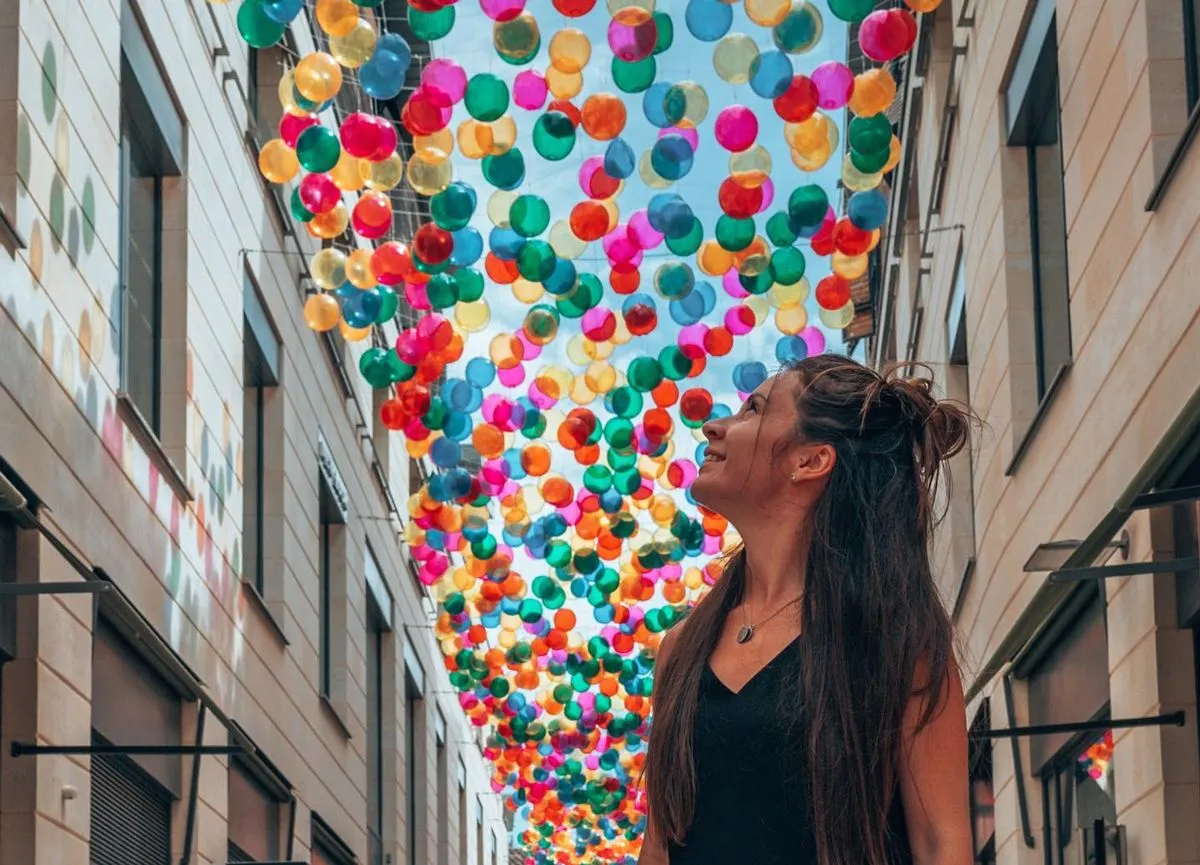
<box><xmin>578</xmin><ymin>155</ymin><xmax>606</xmax><ymax>195</ymax></box>
<box><xmin>421</xmin><ymin>59</ymin><xmax>468</xmax><ymax>103</ymax></box>
<box><xmin>629</xmin><ymin>209</ymin><xmax>664</xmax><ymax>249</ymax></box>
<box><xmin>801</xmin><ymin>326</ymin><xmax>827</xmax><ymax>356</ymax></box>
<box><xmin>713</xmin><ymin>105</ymin><xmax>758</xmax><ymax>152</ymax></box>
<box><xmin>757</xmin><ymin>178</ymin><xmax>775</xmax><ymax>213</ymax></box>
<box><xmin>479</xmin><ymin>0</ymin><xmax>525</xmax><ymax>21</ymax></box>
<box><xmin>299</xmin><ymin>173</ymin><xmax>340</xmax><ymax>213</ymax></box>
<box><xmin>497</xmin><ymin>364</ymin><xmax>526</xmax><ymax>387</ymax></box>
<box><xmin>722</xmin><ymin>268</ymin><xmax>750</xmax><ymax>298</ymax></box>
<box><xmin>607</xmin><ymin>17</ymin><xmax>657</xmax><ymax>62</ymax></box>
<box><xmin>811</xmin><ymin>61</ymin><xmax>854</xmax><ymax>110</ymax></box>
<box><xmin>658</xmin><ymin>125</ymin><xmax>699</xmax><ymax>151</ymax></box>
<box><xmin>724</xmin><ymin>304</ymin><xmax>755</xmax><ymax>335</ymax></box>
<box><xmin>513</xmin><ymin>70</ymin><xmax>548</xmax><ymax>110</ymax></box>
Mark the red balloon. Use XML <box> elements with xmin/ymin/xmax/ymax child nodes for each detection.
<box><xmin>810</xmin><ymin>217</ymin><xmax>836</xmax><ymax>256</ymax></box>
<box><xmin>679</xmin><ymin>388</ymin><xmax>714</xmax><ymax>423</ymax></box>
<box><xmin>859</xmin><ymin>9</ymin><xmax>917</xmax><ymax>62</ymax></box>
<box><xmin>380</xmin><ymin>397</ymin><xmax>408</xmax><ymax>430</ymax></box>
<box><xmin>413</xmin><ymin>222</ymin><xmax>454</xmax><ymax>265</ymax></box>
<box><xmin>299</xmin><ymin>173</ymin><xmax>340</xmax><ymax>214</ymax></box>
<box><xmin>403</xmin><ymin>87</ymin><xmax>453</xmax><ymax>136</ymax></box>
<box><xmin>773</xmin><ymin>75</ymin><xmax>819</xmax><ymax>123</ymax></box>
<box><xmin>717</xmin><ymin>177</ymin><xmax>763</xmax><ymax>219</ymax></box>
<box><xmin>353</xmin><ymin>191</ymin><xmax>393</xmax><ymax>240</ymax></box>
<box><xmin>372</xmin><ymin>242</ymin><xmax>416</xmax><ymax>285</ymax></box>
<box><xmin>366</xmin><ymin>117</ymin><xmax>399</xmax><ymax>162</ymax></box>
<box><xmin>585</xmin><ymin>168</ymin><xmax>621</xmax><ymax>199</ymax></box>
<box><xmin>623</xmin><ymin>300</ymin><xmax>657</xmax><ymax>335</ymax></box>
<box><xmin>280</xmin><ymin>112</ymin><xmax>318</xmax><ymax>148</ymax></box>
<box><xmin>340</xmin><ymin>112</ymin><xmax>383</xmax><ymax>158</ymax></box>
<box><xmin>833</xmin><ymin>218</ymin><xmax>873</xmax><ymax>256</ymax></box>
<box><xmin>552</xmin><ymin>0</ymin><xmax>597</xmax><ymax>17</ymax></box>
<box><xmin>548</xmin><ymin>99</ymin><xmax>581</xmax><ymax>127</ymax></box>
<box><xmin>815</xmin><ymin>275</ymin><xmax>851</xmax><ymax>310</ymax></box>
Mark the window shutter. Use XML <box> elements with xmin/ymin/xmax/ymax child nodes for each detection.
<box><xmin>89</xmin><ymin>745</ymin><xmax>171</xmax><ymax>865</ymax></box>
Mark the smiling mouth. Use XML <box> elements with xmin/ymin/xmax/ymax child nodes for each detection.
<box><xmin>702</xmin><ymin>453</ymin><xmax>724</xmax><ymax>464</ymax></box>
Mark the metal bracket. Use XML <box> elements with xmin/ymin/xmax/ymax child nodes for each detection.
<box><xmin>0</xmin><ymin>581</ymin><xmax>112</xmax><ymax>596</ymax></box>
<box><xmin>1002</xmin><ymin>675</ymin><xmax>1036</xmax><ymax>848</ymax></box>
<box><xmin>11</xmin><ymin>742</ymin><xmax>245</xmax><ymax>758</ymax></box>
<box><xmin>983</xmin><ymin>711</ymin><xmax>1185</xmax><ymax>740</ymax></box>
<box><xmin>1128</xmin><ymin>483</ymin><xmax>1200</xmax><ymax>511</ymax></box>
<box><xmin>1049</xmin><ymin>557</ymin><xmax>1200</xmax><ymax>583</ymax></box>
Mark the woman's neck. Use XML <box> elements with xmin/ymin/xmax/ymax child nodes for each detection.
<box><xmin>739</xmin><ymin>523</ymin><xmax>811</xmax><ymax>610</ymax></box>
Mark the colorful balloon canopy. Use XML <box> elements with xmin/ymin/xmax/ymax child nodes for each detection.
<box><xmin>230</xmin><ymin>0</ymin><xmax>927</xmax><ymax>860</ymax></box>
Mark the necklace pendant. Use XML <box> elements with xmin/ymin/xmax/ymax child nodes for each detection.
<box><xmin>736</xmin><ymin>625</ymin><xmax>754</xmax><ymax>644</ymax></box>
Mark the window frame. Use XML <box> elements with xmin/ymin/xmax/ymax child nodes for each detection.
<box><xmin>227</xmin><ymin>755</ymin><xmax>285</xmax><ymax>863</ymax></box>
<box><xmin>405</xmin><ymin>667</ymin><xmax>425</xmax><ymax>865</ymax></box>
<box><xmin>1038</xmin><ymin>727</ymin><xmax>1117</xmax><ymax>865</ymax></box>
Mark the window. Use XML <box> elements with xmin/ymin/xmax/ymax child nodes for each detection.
<box><xmin>0</xmin><ymin>515</ymin><xmax>16</xmax><ymax>661</ymax></box>
<box><xmin>118</xmin><ymin>3</ymin><xmax>184</xmax><ymax>438</ymax></box>
<box><xmin>318</xmin><ymin>471</ymin><xmax>345</xmax><ymax>699</ymax></box>
<box><xmin>1005</xmin><ymin>1</ymin><xmax>1071</xmax><ymax>404</ymax></box>
<box><xmin>367</xmin><ymin>581</ymin><xmax>390</xmax><ymax>865</ymax></box>
<box><xmin>1185</xmin><ymin>0</ymin><xmax>1200</xmax><ymax>113</ymax></box>
<box><xmin>312</xmin><ymin>815</ymin><xmax>356</xmax><ymax>865</ymax></box>
<box><xmin>227</xmin><ymin>758</ymin><xmax>282</xmax><ymax>862</ymax></box>
<box><xmin>436</xmin><ymin>713</ymin><xmax>449</xmax><ymax>865</ymax></box>
<box><xmin>967</xmin><ymin>702</ymin><xmax>995</xmax><ymax>865</ymax></box>
<box><xmin>405</xmin><ymin>637</ymin><xmax>427</xmax><ymax>865</ymax></box>
<box><xmin>1041</xmin><ymin>729</ymin><xmax>1117</xmax><ymax>865</ymax></box>
<box><xmin>457</xmin><ymin>765</ymin><xmax>468</xmax><ymax>865</ymax></box>
<box><xmin>944</xmin><ymin>248</ymin><xmax>976</xmax><ymax>619</ymax></box>
<box><xmin>488</xmin><ymin>830</ymin><xmax>496</xmax><ymax>865</ymax></box>
<box><xmin>476</xmin><ymin>798</ymin><xmax>485</xmax><ymax>865</ymax></box>
<box><xmin>243</xmin><ymin>271</ymin><xmax>280</xmax><ymax>597</ymax></box>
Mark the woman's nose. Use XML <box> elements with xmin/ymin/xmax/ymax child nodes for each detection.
<box><xmin>701</xmin><ymin>418</ymin><xmax>723</xmax><ymax>442</ymax></box>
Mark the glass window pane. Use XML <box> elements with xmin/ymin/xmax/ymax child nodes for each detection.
<box><xmin>121</xmin><ymin>130</ymin><xmax>161</xmax><ymax>430</ymax></box>
<box><xmin>243</xmin><ymin>387</ymin><xmax>262</xmax><ymax>593</ymax></box>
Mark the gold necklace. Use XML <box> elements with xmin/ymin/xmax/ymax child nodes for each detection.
<box><xmin>736</xmin><ymin>595</ymin><xmax>803</xmax><ymax>644</ymax></box>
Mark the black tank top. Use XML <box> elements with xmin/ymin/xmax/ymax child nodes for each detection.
<box><xmin>667</xmin><ymin>638</ymin><xmax>914</xmax><ymax>865</ymax></box>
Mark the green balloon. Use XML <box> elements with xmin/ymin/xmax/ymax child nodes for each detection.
<box><xmin>627</xmin><ymin>356</ymin><xmax>664</xmax><ymax>392</ymax></box>
<box><xmin>426</xmin><ymin>273</ymin><xmax>459</xmax><ymax>309</ymax></box>
<box><xmin>352</xmin><ymin>0</ymin><xmax>385</xmax><ymax>6</ymax></box>
<box><xmin>739</xmin><ymin>269</ymin><xmax>773</xmax><ymax>295</ymax></box>
<box><xmin>603</xmin><ymin>417</ymin><xmax>634</xmax><ymax>450</ymax></box>
<box><xmin>289</xmin><ymin>188</ymin><xmax>314</xmax><ymax>223</ymax></box>
<box><xmin>532</xmin><ymin>112</ymin><xmax>577</xmax><ymax>161</ymax></box>
<box><xmin>715</xmin><ymin>215</ymin><xmax>755</xmax><ymax>251</ymax></box>
<box><xmin>456</xmin><ymin>268</ymin><xmax>485</xmax><ymax>302</ymax></box>
<box><xmin>499</xmin><ymin>37</ymin><xmax>541</xmax><ymax>66</ymax></box>
<box><xmin>851</xmin><ymin>146</ymin><xmax>891</xmax><ymax>174</ymax></box>
<box><xmin>408</xmin><ymin>5</ymin><xmax>455</xmax><ymax>40</ymax></box>
<box><xmin>652</xmin><ymin>12</ymin><xmax>674</xmax><ymax>54</ymax></box>
<box><xmin>295</xmin><ymin>126</ymin><xmax>340</xmax><ymax>173</ymax></box>
<box><xmin>430</xmin><ymin>181</ymin><xmax>477</xmax><ymax>231</ymax></box>
<box><xmin>482</xmin><ymin>147</ymin><xmax>525</xmax><ymax>190</ymax></box>
<box><xmin>612</xmin><ymin>56</ymin><xmax>656</xmax><ymax>94</ymax></box>
<box><xmin>665</xmin><ymin>217</ymin><xmax>703</xmax><ymax>256</ymax></box>
<box><xmin>358</xmin><ymin>347</ymin><xmax>393</xmax><ymax>389</ymax></box>
<box><xmin>517</xmin><ymin>240</ymin><xmax>556</xmax><ymax>282</ymax></box>
<box><xmin>767</xmin><ymin>211</ymin><xmax>798</xmax><ymax>247</ymax></box>
<box><xmin>848</xmin><ymin>114</ymin><xmax>892</xmax><ymax>154</ymax></box>
<box><xmin>583</xmin><ymin>465</ymin><xmax>613</xmax><ymax>494</ymax></box>
<box><xmin>518</xmin><ymin>598</ymin><xmax>543</xmax><ymax>623</ymax></box>
<box><xmin>472</xmin><ymin>535</ymin><xmax>498</xmax><ymax>559</ymax></box>
<box><xmin>465</xmin><ymin>73</ymin><xmax>510</xmax><ymax>121</ymax></box>
<box><xmin>237</xmin><ymin>1</ymin><xmax>286</xmax><ymax>49</ymax></box>
<box><xmin>613</xmin><ymin>467</ymin><xmax>641</xmax><ymax>495</ymax></box>
<box><xmin>373</xmin><ymin>286</ymin><xmax>398</xmax><ymax>324</ymax></box>
<box><xmin>654</xmin><ymin>261</ymin><xmax>694</xmax><ymax>299</ymax></box>
<box><xmin>607</xmin><ymin>385</ymin><xmax>643</xmax><ymax>419</ymax></box>
<box><xmin>828</xmin><ymin>0</ymin><xmax>876</xmax><ymax>22</ymax></box>
<box><xmin>510</xmin><ymin>194</ymin><xmax>551</xmax><ymax>237</ymax></box>
<box><xmin>788</xmin><ymin>183</ymin><xmax>829</xmax><ymax>227</ymax></box>
<box><xmin>658</xmin><ymin>345</ymin><xmax>692</xmax><ymax>381</ymax></box>
<box><xmin>556</xmin><ymin>271</ymin><xmax>602</xmax><ymax>318</ymax></box>
<box><xmin>770</xmin><ymin>247</ymin><xmax>807</xmax><ymax>285</ymax></box>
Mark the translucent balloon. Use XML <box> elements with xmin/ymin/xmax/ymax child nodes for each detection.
<box><xmin>307</xmin><ymin>202</ymin><xmax>350</xmax><ymax>239</ymax></box>
<box><xmin>827</xmin><ymin>0</ymin><xmax>875</xmax><ymax>21</ymax></box>
<box><xmin>749</xmin><ymin>50</ymin><xmax>793</xmax><ymax>99</ymax></box>
<box><xmin>359</xmin><ymin>43</ymin><xmax>410</xmax><ymax>100</ymax></box>
<box><xmin>238</xmin><ymin>0</ymin><xmax>287</xmax><ymax>47</ymax></box>
<box><xmin>841</xmin><ymin>153</ymin><xmax>883</xmax><ymax>191</ymax></box>
<box><xmin>329</xmin><ymin>17</ymin><xmax>377</xmax><ymax>68</ymax></box>
<box><xmin>546</xmin><ymin>66</ymin><xmax>584</xmax><ymax>100</ymax></box>
<box><xmin>811</xmin><ymin>61</ymin><xmax>854</xmax><ymax>110</ymax></box>
<box><xmin>311</xmin><ymin>248</ymin><xmax>348</xmax><ymax>289</ymax></box>
<box><xmin>295</xmin><ymin>126</ymin><xmax>341</xmax><ymax>173</ymax></box>
<box><xmin>533</xmin><ymin>112</ymin><xmax>577</xmax><ymax>160</ymax></box>
<box><xmin>304</xmin><ymin>293</ymin><xmax>342</xmax><ymax>331</ymax></box>
<box><xmin>294</xmin><ymin>52</ymin><xmax>343</xmax><ymax>103</ymax></box>
<box><xmin>480</xmin><ymin>0</ymin><xmax>526</xmax><ymax>20</ymax></box>
<box><xmin>513</xmin><ymin>70</ymin><xmax>549</xmax><ymax>110</ymax></box>
<box><xmin>608</xmin><ymin>16</ymin><xmax>658</xmax><ymax>63</ymax></box>
<box><xmin>549</xmin><ymin>28</ymin><xmax>592</xmax><ymax>73</ymax></box>
<box><xmin>258</xmin><ymin>138</ymin><xmax>300</xmax><ymax>183</ymax></box>
<box><xmin>608</xmin><ymin>0</ymin><xmax>656</xmax><ymax>25</ymax></box>
<box><xmin>712</xmin><ymin>34</ymin><xmax>759</xmax><ymax>85</ymax></box>
<box><xmin>773</xmin><ymin>1</ymin><xmax>823</xmax><ymax>53</ymax></box>
<box><xmin>685</xmin><ymin>0</ymin><xmax>733</xmax><ymax>42</ymax></box>
<box><xmin>669</xmin><ymin>81</ymin><xmax>710</xmax><ymax>126</ymax></box>
<box><xmin>581</xmin><ymin>93</ymin><xmax>627</xmax><ymax>141</ymax></box>
<box><xmin>819</xmin><ymin>300</ymin><xmax>855</xmax><ymax>329</ymax></box>
<box><xmin>714</xmin><ymin>105</ymin><xmax>758</xmax><ymax>152</ymax></box>
<box><xmin>315</xmin><ymin>0</ymin><xmax>360</xmax><ymax>37</ymax></box>
<box><xmin>361</xmin><ymin>151</ymin><xmax>404</xmax><ymax>190</ymax></box>
<box><xmin>847</xmin><ymin>188</ymin><xmax>889</xmax><ymax>231</ymax></box>
<box><xmin>409</xmin><ymin>5</ymin><xmax>456</xmax><ymax>40</ymax></box>
<box><xmin>262</xmin><ymin>0</ymin><xmax>303</xmax><ymax>25</ymax></box>
<box><xmin>847</xmin><ymin>67</ymin><xmax>896</xmax><ymax>118</ymax></box>
<box><xmin>408</xmin><ymin>149</ymin><xmax>454</xmax><ymax>195</ymax></box>
<box><xmin>494</xmin><ymin>12</ymin><xmax>541</xmax><ymax>64</ymax></box>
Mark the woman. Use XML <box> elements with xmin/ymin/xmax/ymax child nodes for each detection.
<box><xmin>638</xmin><ymin>356</ymin><xmax>974</xmax><ymax>865</ymax></box>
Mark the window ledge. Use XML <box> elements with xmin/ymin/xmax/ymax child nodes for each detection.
<box><xmin>240</xmin><ymin>577</ymin><xmax>289</xmax><ymax>646</ymax></box>
<box><xmin>0</xmin><ymin>203</ymin><xmax>27</xmax><ymax>253</ymax></box>
<box><xmin>1005</xmin><ymin>363</ymin><xmax>1072</xmax><ymax>477</ymax></box>
<box><xmin>319</xmin><ymin>693</ymin><xmax>353</xmax><ymax>739</ymax></box>
<box><xmin>115</xmin><ymin>393</ymin><xmax>194</xmax><ymax>502</ymax></box>
<box><xmin>1146</xmin><ymin>100</ymin><xmax>1200</xmax><ymax>212</ymax></box>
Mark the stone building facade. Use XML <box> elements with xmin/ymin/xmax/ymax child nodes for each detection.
<box><xmin>0</xmin><ymin>1</ymin><xmax>506</xmax><ymax>864</ymax></box>
<box><xmin>860</xmin><ymin>1</ymin><xmax>1200</xmax><ymax>864</ymax></box>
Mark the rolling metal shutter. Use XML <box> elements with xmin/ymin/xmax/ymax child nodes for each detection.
<box><xmin>90</xmin><ymin>748</ymin><xmax>171</xmax><ymax>865</ymax></box>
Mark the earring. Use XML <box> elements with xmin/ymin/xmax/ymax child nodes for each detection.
<box><xmin>789</xmin><ymin>472</ymin><xmax>797</xmax><ymax>482</ymax></box>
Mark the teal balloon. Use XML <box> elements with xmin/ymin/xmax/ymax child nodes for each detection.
<box><xmin>237</xmin><ymin>0</ymin><xmax>286</xmax><ymax>48</ymax></box>
<box><xmin>431</xmin><ymin>181</ymin><xmax>477</xmax><ymax>231</ymax></box>
<box><xmin>482</xmin><ymin>147</ymin><xmax>526</xmax><ymax>191</ymax></box>
<box><xmin>374</xmin><ymin>286</ymin><xmax>399</xmax><ymax>324</ymax></box>
<box><xmin>295</xmin><ymin>126</ymin><xmax>341</xmax><ymax>173</ymax></box>
<box><xmin>289</xmin><ymin>188</ymin><xmax>314</xmax><ymax>223</ymax></box>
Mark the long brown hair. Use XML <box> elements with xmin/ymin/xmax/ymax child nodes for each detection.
<box><xmin>644</xmin><ymin>356</ymin><xmax>971</xmax><ymax>865</ymax></box>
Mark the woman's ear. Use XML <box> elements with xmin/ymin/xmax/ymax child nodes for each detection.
<box><xmin>790</xmin><ymin>443</ymin><xmax>836</xmax><ymax>483</ymax></box>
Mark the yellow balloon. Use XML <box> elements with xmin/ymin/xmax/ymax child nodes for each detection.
<box><xmin>549</xmin><ymin>219</ymin><xmax>588</xmax><ymax>259</ymax></box>
<box><xmin>713</xmin><ymin>34</ymin><xmax>759</xmax><ymax>84</ymax></box>
<box><xmin>697</xmin><ymin>239</ymin><xmax>734</xmax><ymax>276</ymax></box>
<box><xmin>310</xmin><ymin>248</ymin><xmax>347</xmax><ymax>289</ymax></box>
<box><xmin>832</xmin><ymin>251</ymin><xmax>868</xmax><ymax>280</ymax></box>
<box><xmin>608</xmin><ymin>0</ymin><xmax>655</xmax><ymax>25</ymax></box>
<box><xmin>258</xmin><ymin>139</ymin><xmax>299</xmax><ymax>184</ymax></box>
<box><xmin>549</xmin><ymin>28</ymin><xmax>591</xmax><ymax>73</ymax></box>
<box><xmin>729</xmin><ymin>145</ymin><xmax>772</xmax><ymax>188</ymax></box>
<box><xmin>884</xmin><ymin>135</ymin><xmax>902</xmax><ymax>173</ymax></box>
<box><xmin>339</xmin><ymin>320</ymin><xmax>371</xmax><ymax>342</ymax></box>
<box><xmin>494</xmin><ymin>13</ymin><xmax>541</xmax><ymax>64</ymax></box>
<box><xmin>818</xmin><ymin>300</ymin><xmax>855</xmax><ymax>329</ymax></box>
<box><xmin>457</xmin><ymin>120</ymin><xmax>493</xmax><ymax>159</ymax></box>
<box><xmin>744</xmin><ymin>0</ymin><xmax>790</xmax><ymax>26</ymax></box>
<box><xmin>414</xmin><ymin>128</ymin><xmax>454</xmax><ymax>160</ymax></box>
<box><xmin>330</xmin><ymin>151</ymin><xmax>366</xmax><ymax>191</ymax></box>
<box><xmin>329</xmin><ymin>18</ymin><xmax>378</xmax><ymax>69</ymax></box>
<box><xmin>545</xmin><ymin>65</ymin><xmax>583</xmax><ymax>100</ymax></box>
<box><xmin>346</xmin><ymin>248</ymin><xmax>376</xmax><ymax>288</ymax></box>
<box><xmin>841</xmin><ymin>153</ymin><xmax>883</xmax><ymax>191</ymax></box>
<box><xmin>488</xmin><ymin>190</ymin><xmax>517</xmax><ymax>227</ymax></box>
<box><xmin>316</xmin><ymin>0</ymin><xmax>361</xmax><ymax>37</ymax></box>
<box><xmin>277</xmin><ymin>74</ymin><xmax>309</xmax><ymax>116</ymax></box>
<box><xmin>512</xmin><ymin>278</ymin><xmax>544</xmax><ymax>304</ymax></box>
<box><xmin>407</xmin><ymin>150</ymin><xmax>453</xmax><ymax>196</ymax></box>
<box><xmin>294</xmin><ymin>52</ymin><xmax>343</xmax><ymax>103</ymax></box>
<box><xmin>360</xmin><ymin>152</ymin><xmax>404</xmax><ymax>190</ymax></box>
<box><xmin>638</xmin><ymin>150</ymin><xmax>672</xmax><ymax>189</ymax></box>
<box><xmin>455</xmin><ymin>300</ymin><xmax>492</xmax><ymax>333</ymax></box>
<box><xmin>304</xmin><ymin>293</ymin><xmax>342</xmax><ymax>331</ymax></box>
<box><xmin>484</xmin><ymin>116</ymin><xmax>518</xmax><ymax>155</ymax></box>
<box><xmin>307</xmin><ymin>202</ymin><xmax>350</xmax><ymax>240</ymax></box>
<box><xmin>775</xmin><ymin>304</ymin><xmax>809</xmax><ymax>335</ymax></box>
<box><xmin>670</xmin><ymin>80</ymin><xmax>709</xmax><ymax>126</ymax></box>
<box><xmin>769</xmin><ymin>278</ymin><xmax>809</xmax><ymax>309</ymax></box>
<box><xmin>847</xmin><ymin>68</ymin><xmax>896</xmax><ymax>118</ymax></box>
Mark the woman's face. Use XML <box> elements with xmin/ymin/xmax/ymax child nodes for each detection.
<box><xmin>691</xmin><ymin>372</ymin><xmax>806</xmax><ymax>522</ymax></box>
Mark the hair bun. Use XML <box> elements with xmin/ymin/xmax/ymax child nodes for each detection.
<box><xmin>881</xmin><ymin>370</ymin><xmax>971</xmax><ymax>471</ymax></box>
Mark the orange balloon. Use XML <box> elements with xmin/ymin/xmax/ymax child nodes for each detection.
<box><xmin>580</xmin><ymin>93</ymin><xmax>627</xmax><ymax>140</ymax></box>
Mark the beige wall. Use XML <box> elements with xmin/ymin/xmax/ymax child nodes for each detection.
<box><xmin>873</xmin><ymin>0</ymin><xmax>1200</xmax><ymax>863</ymax></box>
<box><xmin>0</xmin><ymin>0</ymin><xmax>505</xmax><ymax>863</ymax></box>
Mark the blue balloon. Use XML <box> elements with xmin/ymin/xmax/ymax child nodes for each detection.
<box><xmin>775</xmin><ymin>334</ymin><xmax>809</xmax><ymax>364</ymax></box>
<box><xmin>642</xmin><ymin>82</ymin><xmax>674</xmax><ymax>128</ymax></box>
<box><xmin>650</xmin><ymin>134</ymin><xmax>694</xmax><ymax>181</ymax></box>
<box><xmin>749</xmin><ymin>50</ymin><xmax>793</xmax><ymax>99</ymax></box>
<box><xmin>685</xmin><ymin>0</ymin><xmax>733</xmax><ymax>42</ymax></box>
<box><xmin>376</xmin><ymin>33</ymin><xmax>413</xmax><ymax>68</ymax></box>
<box><xmin>342</xmin><ymin>289</ymin><xmax>382</xmax><ymax>327</ymax></box>
<box><xmin>488</xmin><ymin>226</ymin><xmax>525</xmax><ymax>260</ymax></box>
<box><xmin>848</xmin><ymin>188</ymin><xmax>890</xmax><ymax>231</ymax></box>
<box><xmin>466</xmin><ymin>356</ymin><xmax>496</xmax><ymax>388</ymax></box>
<box><xmin>261</xmin><ymin>0</ymin><xmax>304</xmax><ymax>24</ymax></box>
<box><xmin>668</xmin><ymin>279</ymin><xmax>716</xmax><ymax>325</ymax></box>
<box><xmin>359</xmin><ymin>42</ymin><xmax>410</xmax><ymax>101</ymax></box>
<box><xmin>542</xmin><ymin>257</ymin><xmax>578</xmax><ymax>295</ymax></box>
<box><xmin>443</xmin><ymin>377</ymin><xmax>476</xmax><ymax>411</ymax></box>
<box><xmin>604</xmin><ymin>138</ymin><xmax>637</xmax><ymax>179</ymax></box>
<box><xmin>444</xmin><ymin>410</ymin><xmax>473</xmax><ymax>442</ymax></box>
<box><xmin>733</xmin><ymin>361</ymin><xmax>769</xmax><ymax>394</ymax></box>
<box><xmin>450</xmin><ymin>226</ymin><xmax>483</xmax><ymax>266</ymax></box>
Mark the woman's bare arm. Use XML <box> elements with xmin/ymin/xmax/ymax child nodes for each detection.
<box><xmin>637</xmin><ymin>627</ymin><xmax>679</xmax><ymax>865</ymax></box>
